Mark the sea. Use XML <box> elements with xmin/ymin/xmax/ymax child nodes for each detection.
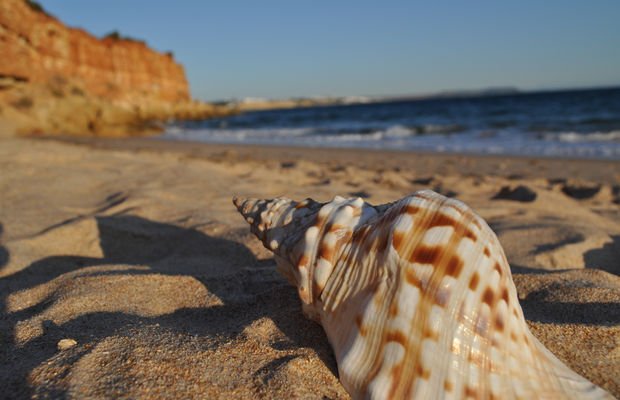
<box><xmin>164</xmin><ymin>87</ymin><xmax>620</xmax><ymax>159</ymax></box>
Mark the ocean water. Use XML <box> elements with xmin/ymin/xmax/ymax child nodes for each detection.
<box><xmin>164</xmin><ymin>87</ymin><xmax>620</xmax><ymax>159</ymax></box>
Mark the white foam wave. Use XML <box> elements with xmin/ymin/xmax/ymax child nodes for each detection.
<box><xmin>547</xmin><ymin>130</ymin><xmax>620</xmax><ymax>143</ymax></box>
<box><xmin>166</xmin><ymin>127</ymin><xmax>314</xmax><ymax>142</ymax></box>
<box><xmin>164</xmin><ymin>125</ymin><xmax>620</xmax><ymax>159</ymax></box>
<box><xmin>381</xmin><ymin>125</ymin><xmax>416</xmax><ymax>138</ymax></box>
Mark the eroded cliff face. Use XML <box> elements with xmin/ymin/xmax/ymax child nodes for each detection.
<box><xmin>0</xmin><ymin>0</ymin><xmax>236</xmax><ymax>137</ymax></box>
<box><xmin>0</xmin><ymin>0</ymin><xmax>190</xmax><ymax>105</ymax></box>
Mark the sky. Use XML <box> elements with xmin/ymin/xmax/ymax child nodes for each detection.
<box><xmin>38</xmin><ymin>1</ymin><xmax>620</xmax><ymax>101</ymax></box>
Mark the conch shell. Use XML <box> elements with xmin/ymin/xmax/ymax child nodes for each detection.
<box><xmin>233</xmin><ymin>190</ymin><xmax>613</xmax><ymax>399</ymax></box>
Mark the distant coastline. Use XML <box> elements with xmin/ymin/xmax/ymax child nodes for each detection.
<box><xmin>222</xmin><ymin>85</ymin><xmax>620</xmax><ymax>112</ymax></box>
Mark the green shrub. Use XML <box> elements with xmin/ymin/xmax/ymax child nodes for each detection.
<box><xmin>24</xmin><ymin>0</ymin><xmax>49</xmax><ymax>15</ymax></box>
<box><xmin>104</xmin><ymin>31</ymin><xmax>121</xmax><ymax>41</ymax></box>
<box><xmin>103</xmin><ymin>31</ymin><xmax>146</xmax><ymax>45</ymax></box>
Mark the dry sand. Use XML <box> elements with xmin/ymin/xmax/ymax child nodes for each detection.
<box><xmin>0</xmin><ymin>136</ymin><xmax>619</xmax><ymax>399</ymax></box>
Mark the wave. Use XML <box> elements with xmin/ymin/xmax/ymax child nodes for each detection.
<box><xmin>546</xmin><ymin>130</ymin><xmax>620</xmax><ymax>143</ymax></box>
<box><xmin>164</xmin><ymin>124</ymin><xmax>620</xmax><ymax>159</ymax></box>
<box><xmin>165</xmin><ymin>126</ymin><xmax>315</xmax><ymax>142</ymax></box>
<box><xmin>166</xmin><ymin>123</ymin><xmax>467</xmax><ymax>142</ymax></box>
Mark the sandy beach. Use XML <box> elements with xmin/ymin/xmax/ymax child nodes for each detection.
<box><xmin>0</xmin><ymin>136</ymin><xmax>619</xmax><ymax>398</ymax></box>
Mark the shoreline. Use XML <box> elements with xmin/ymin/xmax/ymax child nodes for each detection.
<box><xmin>46</xmin><ymin>135</ymin><xmax>620</xmax><ymax>185</ymax></box>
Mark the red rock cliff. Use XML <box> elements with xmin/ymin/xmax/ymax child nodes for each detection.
<box><xmin>0</xmin><ymin>0</ymin><xmax>190</xmax><ymax>105</ymax></box>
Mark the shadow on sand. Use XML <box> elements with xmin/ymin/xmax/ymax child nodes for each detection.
<box><xmin>0</xmin><ymin>216</ymin><xmax>336</xmax><ymax>399</ymax></box>
<box><xmin>0</xmin><ymin>225</ymin><xmax>8</xmax><ymax>268</ymax></box>
<box><xmin>515</xmin><ymin>234</ymin><xmax>620</xmax><ymax>326</ymax></box>
<box><xmin>520</xmin><ymin>295</ymin><xmax>620</xmax><ymax>326</ymax></box>
<box><xmin>584</xmin><ymin>234</ymin><xmax>620</xmax><ymax>276</ymax></box>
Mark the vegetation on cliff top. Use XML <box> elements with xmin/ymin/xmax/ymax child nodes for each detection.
<box><xmin>103</xmin><ymin>31</ymin><xmax>175</xmax><ymax>59</ymax></box>
<box><xmin>103</xmin><ymin>31</ymin><xmax>146</xmax><ymax>45</ymax></box>
<box><xmin>24</xmin><ymin>0</ymin><xmax>50</xmax><ymax>16</ymax></box>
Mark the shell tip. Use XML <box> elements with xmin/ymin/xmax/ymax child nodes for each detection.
<box><xmin>232</xmin><ymin>196</ymin><xmax>246</xmax><ymax>210</ymax></box>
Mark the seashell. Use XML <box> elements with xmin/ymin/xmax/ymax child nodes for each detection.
<box><xmin>233</xmin><ymin>190</ymin><xmax>613</xmax><ymax>399</ymax></box>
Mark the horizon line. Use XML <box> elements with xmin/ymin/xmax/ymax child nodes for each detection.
<box><xmin>205</xmin><ymin>83</ymin><xmax>620</xmax><ymax>104</ymax></box>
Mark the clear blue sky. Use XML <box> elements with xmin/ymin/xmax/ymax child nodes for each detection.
<box><xmin>38</xmin><ymin>0</ymin><xmax>620</xmax><ymax>101</ymax></box>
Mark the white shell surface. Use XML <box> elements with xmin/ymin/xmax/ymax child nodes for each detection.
<box><xmin>234</xmin><ymin>190</ymin><xmax>614</xmax><ymax>400</ymax></box>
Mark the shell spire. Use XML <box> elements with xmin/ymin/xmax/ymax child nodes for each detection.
<box><xmin>234</xmin><ymin>190</ymin><xmax>614</xmax><ymax>399</ymax></box>
<box><xmin>232</xmin><ymin>195</ymin><xmax>323</xmax><ymax>270</ymax></box>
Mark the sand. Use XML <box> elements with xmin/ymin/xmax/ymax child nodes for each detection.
<box><xmin>0</xmin><ymin>136</ymin><xmax>619</xmax><ymax>399</ymax></box>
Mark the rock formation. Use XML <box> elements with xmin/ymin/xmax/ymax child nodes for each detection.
<box><xmin>0</xmin><ymin>0</ymin><xmax>235</xmax><ymax>136</ymax></box>
<box><xmin>0</xmin><ymin>0</ymin><xmax>189</xmax><ymax>105</ymax></box>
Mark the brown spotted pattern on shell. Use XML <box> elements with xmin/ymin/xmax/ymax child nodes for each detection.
<box><xmin>233</xmin><ymin>190</ymin><xmax>613</xmax><ymax>399</ymax></box>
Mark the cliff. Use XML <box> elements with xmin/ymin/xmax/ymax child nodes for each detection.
<box><xmin>0</xmin><ymin>0</ymin><xmax>189</xmax><ymax>105</ymax></box>
<box><xmin>0</xmin><ymin>0</ymin><xmax>235</xmax><ymax>137</ymax></box>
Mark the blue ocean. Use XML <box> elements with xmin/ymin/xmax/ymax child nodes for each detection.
<box><xmin>165</xmin><ymin>87</ymin><xmax>620</xmax><ymax>159</ymax></box>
